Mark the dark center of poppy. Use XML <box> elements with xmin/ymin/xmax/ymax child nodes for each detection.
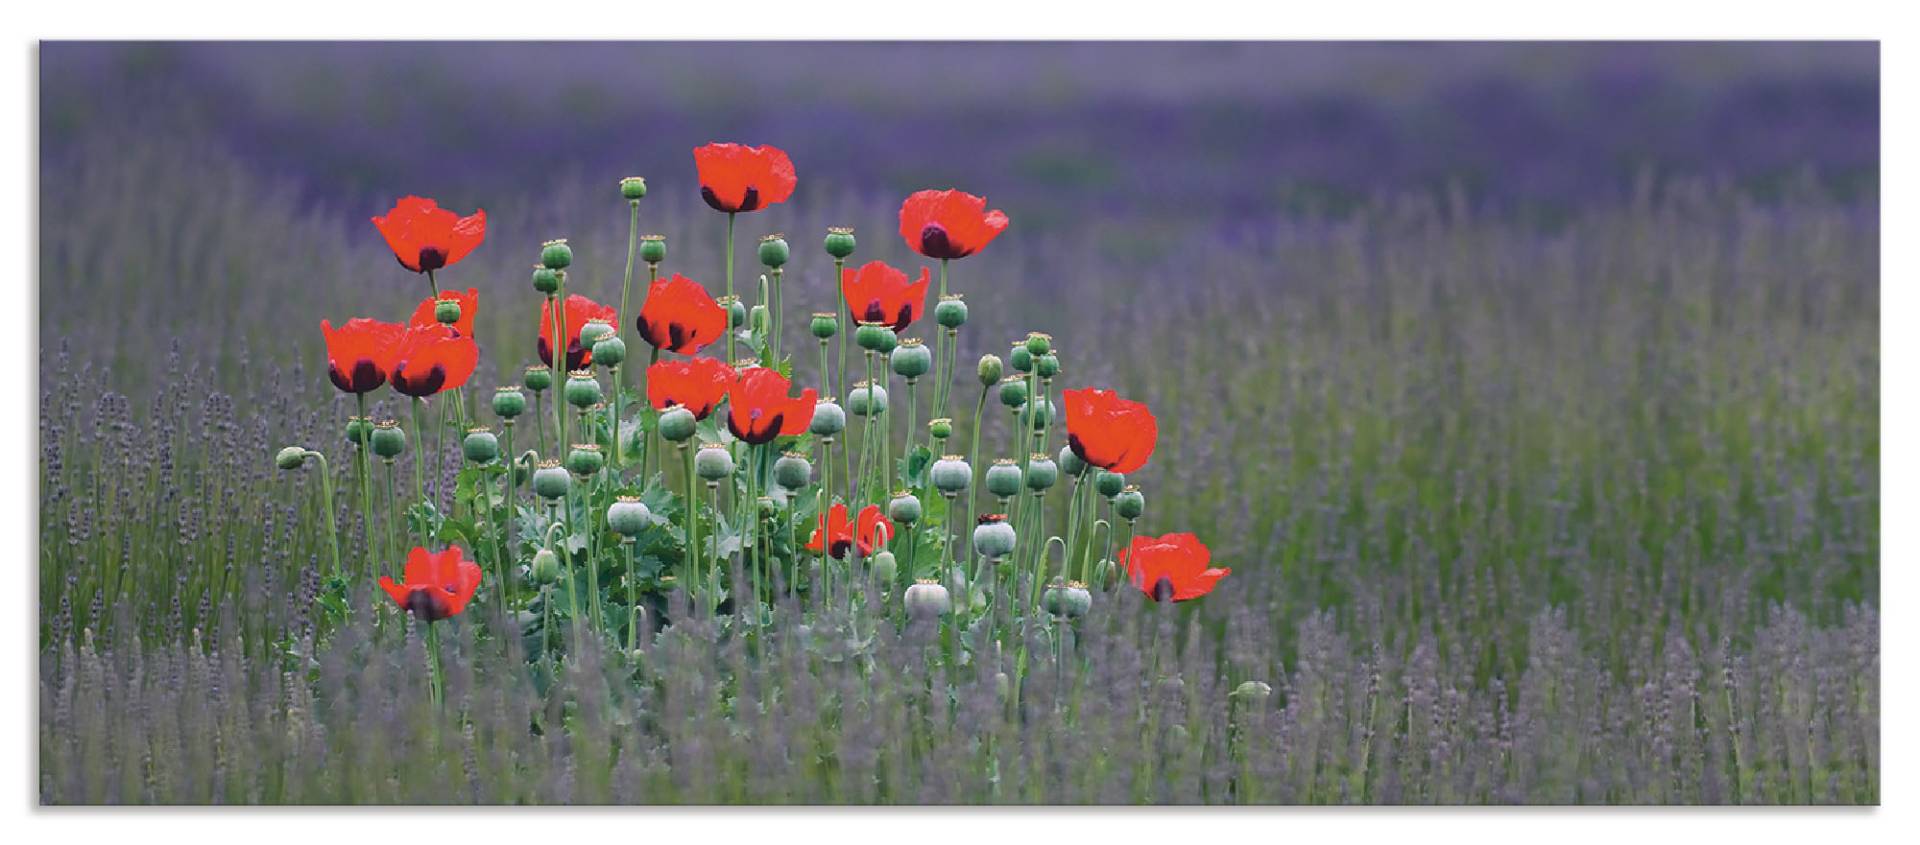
<box><xmin>395</xmin><ymin>362</ymin><xmax>448</xmax><ymax>397</ymax></box>
<box><xmin>405</xmin><ymin>587</ymin><xmax>450</xmax><ymax>621</ymax></box>
<box><xmin>1151</xmin><ymin>576</ymin><xmax>1176</xmax><ymax>603</ymax></box>
<box><xmin>330</xmin><ymin>358</ymin><xmax>385</xmax><ymax>394</ymax></box>
<box><xmin>919</xmin><ymin>223</ymin><xmax>960</xmax><ymax>259</ymax></box>
<box><xmin>668</xmin><ymin>322</ymin><xmax>688</xmax><ymax>350</ymax></box>
<box><xmin>416</xmin><ymin>246</ymin><xmax>448</xmax><ymax>273</ymax></box>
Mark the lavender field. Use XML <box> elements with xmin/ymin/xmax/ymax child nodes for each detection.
<box><xmin>37</xmin><ymin>42</ymin><xmax>1878</xmax><ymax>804</ymax></box>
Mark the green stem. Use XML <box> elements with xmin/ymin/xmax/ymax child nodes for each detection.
<box><xmin>626</xmin><ymin>540</ymin><xmax>640</xmax><ymax>652</ymax></box>
<box><xmin>383</xmin><ymin>460</ymin><xmax>400</xmax><ymax>575</ymax></box>
<box><xmin>425</xmin><ymin>620</ymin><xmax>444</xmax><ymax>705</ymax></box>
<box><xmin>409</xmin><ymin>398</ymin><xmax>427</xmax><ymax>523</ymax></box>
<box><xmin>304</xmin><ymin>451</ymin><xmax>342</xmax><ymax>580</ymax></box>
<box><xmin>355</xmin><ymin>393</ymin><xmax>377</xmax><ymax>576</ymax></box>
<box><xmin>724</xmin><ymin>212</ymin><xmax>736</xmax><ymax>364</ymax></box>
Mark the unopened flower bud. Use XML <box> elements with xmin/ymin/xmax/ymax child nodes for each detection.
<box><xmin>824</xmin><ymin>226</ymin><xmax>856</xmax><ymax>260</ymax></box>
<box><xmin>1058</xmin><ymin>445</ymin><xmax>1086</xmax><ymax>477</ymax></box>
<box><xmin>809</xmin><ymin>400</ymin><xmax>846</xmax><ymax>437</ymax></box>
<box><xmin>1025</xmin><ymin>332</ymin><xmax>1052</xmax><ymax>356</ymax></box>
<box><xmin>810</xmin><ymin>312</ymin><xmax>838</xmax><ymax>339</ymax></box>
<box><xmin>566</xmin><ymin>444</ymin><xmax>604</xmax><ymax>477</ymax></box>
<box><xmin>532</xmin><ymin>548</ymin><xmax>561</xmax><ymax>584</ymax></box>
<box><xmin>984</xmin><ymin>459</ymin><xmax>1022</xmax><ymax>498</ymax></box>
<box><xmin>1232</xmin><ymin>681</ymin><xmax>1274</xmax><ymax>701</ymax></box>
<box><xmin>275</xmin><ymin>446</ymin><xmax>308</xmax><ymax>471</ymax></box>
<box><xmin>848</xmin><ymin>381</ymin><xmax>888</xmax><ymax>416</ymax></box>
<box><xmin>564</xmin><ymin>371</ymin><xmax>602</xmax><ymax>409</ymax></box>
<box><xmin>695</xmin><ymin>444</ymin><xmax>734</xmax><ymax>481</ymax></box>
<box><xmin>854</xmin><ymin>322</ymin><xmax>891</xmax><ymax>352</ymax></box>
<box><xmin>371</xmin><ymin>420</ymin><xmax>407</xmax><ymax>460</ymax></box>
<box><xmin>977</xmin><ymin>354</ymin><xmax>1003</xmax><ymax>386</ymax></box>
<box><xmin>619</xmin><ymin>176</ymin><xmax>648</xmax><ymax>201</ymax></box>
<box><xmin>607</xmin><ymin>496</ymin><xmax>651</xmax><ymax>537</ymax></box>
<box><xmin>433</xmin><ymin>298</ymin><xmax>462</xmax><ymax>325</ymax></box>
<box><xmin>658</xmin><ymin>406</ymin><xmax>697</xmax><ymax>442</ymax></box>
<box><xmin>1026</xmin><ymin>454</ymin><xmax>1058</xmax><ymax>491</ymax></box>
<box><xmin>890</xmin><ymin>338</ymin><xmax>932</xmax><ymax>379</ymax></box>
<box><xmin>868</xmin><ymin>549</ymin><xmax>896</xmax><ymax>585</ymax></box>
<box><xmin>592</xmin><ymin>334</ymin><xmax>627</xmax><ymax>367</ymax></box>
<box><xmin>493</xmin><ymin>386</ymin><xmax>527</xmax><ymax>419</ymax></box>
<box><xmin>758</xmin><ymin>234</ymin><xmax>790</xmax><ymax>267</ymax></box>
<box><xmin>1035</xmin><ymin>353</ymin><xmax>1060</xmax><ymax>380</ymax></box>
<box><xmin>773</xmin><ymin>452</ymin><xmax>812</xmax><ymax>489</ymax></box>
<box><xmin>533</xmin><ymin>461</ymin><xmax>571</xmax><ymax>499</ymax></box>
<box><xmin>935</xmin><ymin>295</ymin><xmax>968</xmax><ymax>329</ymax></box>
<box><xmin>523</xmin><ymin>365</ymin><xmax>552</xmax><ymax>392</ymax></box>
<box><xmin>344</xmin><ymin>416</ymin><xmax>372</xmax><ymax>446</ymax></box>
<box><xmin>639</xmin><ymin>234</ymin><xmax>667</xmax><ymax>265</ymax></box>
<box><xmin>532</xmin><ymin>266</ymin><xmax>560</xmax><ymax>294</ymax></box>
<box><xmin>997</xmin><ymin>379</ymin><xmax>1028</xmax><ymax>408</ymax></box>
<box><xmin>462</xmin><ymin>428</ymin><xmax>500</xmax><ymax>464</ymax></box>
<box><xmin>928</xmin><ymin>417</ymin><xmax>953</xmax><ymax>441</ymax></box>
<box><xmin>1114</xmin><ymin>486</ymin><xmax>1145</xmax><ymax>520</ymax></box>
<box><xmin>972</xmin><ymin>514</ymin><xmax>1017</xmax><ymax>559</ymax></box>
<box><xmin>930</xmin><ymin>456</ymin><xmax>970</xmax><ymax>494</ymax></box>
<box><xmin>904</xmin><ymin>579</ymin><xmax>951</xmax><ymax>617</ymax></box>
<box><xmin>1093</xmin><ymin>557</ymin><xmax>1120</xmax><ymax>591</ymax></box>
<box><xmin>888</xmin><ymin>491</ymin><xmax>922</xmax><ymax>525</ymax></box>
<box><xmin>540</xmin><ymin>239</ymin><xmax>573</xmax><ymax>270</ymax></box>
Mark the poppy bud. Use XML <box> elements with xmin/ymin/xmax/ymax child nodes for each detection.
<box><xmin>1114</xmin><ymin>486</ymin><xmax>1144</xmax><ymax>521</ymax></box>
<box><xmin>640</xmin><ymin>234</ymin><xmax>667</xmax><ymax>265</ymax></box>
<box><xmin>533</xmin><ymin>460</ymin><xmax>571</xmax><ymax>500</ymax></box>
<box><xmin>848</xmin><ymin>381</ymin><xmax>888</xmax><ymax>417</ymax></box>
<box><xmin>773</xmin><ymin>452</ymin><xmax>812</xmax><ymax>489</ymax></box>
<box><xmin>1025</xmin><ymin>332</ymin><xmax>1052</xmax><ymax>356</ymax></box>
<box><xmin>854</xmin><ymin>322</ymin><xmax>891</xmax><ymax>352</ymax></box>
<box><xmin>758</xmin><ymin>234</ymin><xmax>790</xmax><ymax>267</ymax></box>
<box><xmin>620</xmin><ymin>176</ymin><xmax>648</xmax><ymax>201</ymax></box>
<box><xmin>718</xmin><ymin>296</ymin><xmax>747</xmax><ymax>329</ymax></box>
<box><xmin>984</xmin><ymin>459</ymin><xmax>1022</xmax><ymax>498</ymax></box>
<box><xmin>978</xmin><ymin>354</ymin><xmax>1003</xmax><ymax>386</ymax></box>
<box><xmin>824</xmin><ymin>226</ymin><xmax>856</xmax><ymax>260</ymax></box>
<box><xmin>935</xmin><ymin>295</ymin><xmax>968</xmax><ymax>329</ymax></box>
<box><xmin>1092</xmin><ymin>558</ymin><xmax>1120</xmax><ymax>591</ymax></box>
<box><xmin>930</xmin><ymin>455</ymin><xmax>970</xmax><ymax>494</ymax></box>
<box><xmin>533</xmin><ymin>266</ymin><xmax>561</xmax><ymax>294</ymax></box>
<box><xmin>868</xmin><ymin>549</ymin><xmax>896</xmax><ymax>585</ymax></box>
<box><xmin>888</xmin><ymin>491</ymin><xmax>922</xmax><ymax>525</ymax></box>
<box><xmin>1232</xmin><ymin>681</ymin><xmax>1274</xmax><ymax>701</ymax></box>
<box><xmin>607</xmin><ymin>496</ymin><xmax>651</xmax><ymax>537</ymax></box>
<box><xmin>523</xmin><ymin>364</ymin><xmax>552</xmax><ymax>392</ymax></box>
<box><xmin>1024</xmin><ymin>398</ymin><xmax>1054</xmax><ymax>430</ymax></box>
<box><xmin>1009</xmin><ymin>344</ymin><xmax>1032</xmax><ymax>373</ymax></box>
<box><xmin>1025</xmin><ymin>454</ymin><xmax>1058</xmax><ymax>491</ymax></box>
<box><xmin>579</xmin><ymin>319</ymin><xmax>615</xmax><ymax>348</ymax></box>
<box><xmin>749</xmin><ymin>304</ymin><xmax>770</xmax><ymax>336</ymax></box>
<box><xmin>810</xmin><ymin>312</ymin><xmax>839</xmax><ymax>340</ymax></box>
<box><xmin>972</xmin><ymin>513</ymin><xmax>1016</xmax><ymax>559</ymax></box>
<box><xmin>928</xmin><ymin>417</ymin><xmax>953</xmax><ymax>440</ymax></box>
<box><xmin>566</xmin><ymin>443</ymin><xmax>604</xmax><ymax>477</ymax></box>
<box><xmin>493</xmin><ymin>386</ymin><xmax>527</xmax><ymax>419</ymax></box>
<box><xmin>463</xmin><ymin>428</ymin><xmax>500</xmax><ymax>464</ymax></box>
<box><xmin>904</xmin><ymin>579</ymin><xmax>951</xmax><ymax>617</ymax></box>
<box><xmin>275</xmin><ymin>446</ymin><xmax>308</xmax><ymax>471</ymax></box>
<box><xmin>344</xmin><ymin>416</ymin><xmax>372</xmax><ymax>446</ymax></box>
<box><xmin>532</xmin><ymin>548</ymin><xmax>561</xmax><ymax>584</ymax></box>
<box><xmin>592</xmin><ymin>334</ymin><xmax>628</xmax><ymax>367</ymax></box>
<box><xmin>809</xmin><ymin>400</ymin><xmax>846</xmax><ymax>437</ymax></box>
<box><xmin>540</xmin><ymin>239</ymin><xmax>573</xmax><ymax>270</ymax></box>
<box><xmin>890</xmin><ymin>339</ymin><xmax>932</xmax><ymax>380</ymax></box>
<box><xmin>695</xmin><ymin>444</ymin><xmax>734</xmax><ymax>481</ymax></box>
<box><xmin>371</xmin><ymin>420</ymin><xmax>407</xmax><ymax>460</ymax></box>
<box><xmin>1058</xmin><ymin>445</ymin><xmax>1087</xmax><ymax>477</ymax></box>
<box><xmin>434</xmin><ymin>298</ymin><xmax>462</xmax><ymax>326</ymax></box>
<box><xmin>658</xmin><ymin>405</ymin><xmax>697</xmax><ymax>442</ymax></box>
<box><xmin>564</xmin><ymin>370</ymin><xmax>602</xmax><ymax>410</ymax></box>
<box><xmin>997</xmin><ymin>379</ymin><xmax>1028</xmax><ymax>408</ymax></box>
<box><xmin>1035</xmin><ymin>353</ymin><xmax>1061</xmax><ymax>380</ymax></box>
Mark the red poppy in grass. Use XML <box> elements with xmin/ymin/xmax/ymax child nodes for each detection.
<box><xmin>725</xmin><ymin>367</ymin><xmax>816</xmax><ymax>445</ymax></box>
<box><xmin>409</xmin><ymin>287</ymin><xmax>478</xmax><ymax>337</ymax></box>
<box><xmin>319</xmin><ymin>317</ymin><xmax>406</xmax><ymax>395</ymax></box>
<box><xmin>372</xmin><ymin>196</ymin><xmax>487</xmax><ymax>273</ymax></box>
<box><xmin>379</xmin><ymin>546</ymin><xmax>484</xmax><ymax>621</ymax></box>
<box><xmin>806</xmin><ymin>503</ymin><xmax>894</xmax><ymax>560</ymax></box>
<box><xmin>840</xmin><ymin>260</ymin><xmax>931</xmax><ymax>334</ymax></box>
<box><xmin>693</xmin><ymin>143</ymin><xmax>797</xmax><ymax>213</ymax></box>
<box><xmin>646</xmin><ymin>357</ymin><xmax>735</xmax><ymax>420</ymax></box>
<box><xmin>898</xmin><ymin>189</ymin><xmax>1009</xmax><ymax>260</ymax></box>
<box><xmin>390</xmin><ymin>324</ymin><xmax>479</xmax><ymax>398</ymax></box>
<box><xmin>1062</xmin><ymin>387</ymin><xmax>1158</xmax><ymax>475</ymax></box>
<box><xmin>1121</xmin><ymin>532</ymin><xmax>1229</xmax><ymax>603</ymax></box>
<box><xmin>636</xmin><ymin>273</ymin><xmax>727</xmax><ymax>354</ymax></box>
<box><xmin>538</xmin><ymin>294</ymin><xmax>618</xmax><ymax>370</ymax></box>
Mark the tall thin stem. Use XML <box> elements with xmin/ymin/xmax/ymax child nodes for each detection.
<box><xmin>304</xmin><ymin>451</ymin><xmax>342</xmax><ymax>581</ymax></box>
<box><xmin>724</xmin><ymin>212</ymin><xmax>737</xmax><ymax>363</ymax></box>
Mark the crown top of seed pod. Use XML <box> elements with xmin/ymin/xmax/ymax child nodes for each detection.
<box><xmin>567</xmin><ymin>369</ymin><xmax>594</xmax><ymax>379</ymax></box>
<box><xmin>775</xmin><ymin>450</ymin><xmax>805</xmax><ymax>460</ymax></box>
<box><xmin>1123</xmin><ymin>484</ymin><xmax>1140</xmax><ymax>492</ymax></box>
<box><xmin>642</xmin><ymin>233</ymin><xmax>666</xmax><ymax>241</ymax></box>
<box><xmin>914</xmin><ymin>578</ymin><xmax>940</xmax><ymax>585</ymax></box>
<box><xmin>930</xmin><ymin>417</ymin><xmax>952</xmax><ymax>426</ymax></box>
<box><xmin>815</xmin><ymin>398</ymin><xmax>839</xmax><ymax>406</ymax></box>
<box><xmin>731</xmin><ymin>358</ymin><xmax>760</xmax><ymax>370</ymax></box>
<box><xmin>812</xmin><ymin>311</ymin><xmax>836</xmax><ymax>319</ymax></box>
<box><xmin>853</xmin><ymin>379</ymin><xmax>875</xmax><ymax>388</ymax></box>
<box><xmin>495</xmin><ymin>385</ymin><xmax>523</xmax><ymax>394</ymax></box>
<box><xmin>940</xmin><ymin>293</ymin><xmax>965</xmax><ymax>302</ymax></box>
<box><xmin>993</xmin><ymin>457</ymin><xmax>1017</xmax><ymax>466</ymax></box>
<box><xmin>857</xmin><ymin>320</ymin><xmax>890</xmax><ymax>328</ymax></box>
<box><xmin>525</xmin><ymin>364</ymin><xmax>548</xmax><ymax>373</ymax></box>
<box><xmin>538</xmin><ymin>458</ymin><xmax>562</xmax><ymax>468</ymax></box>
<box><xmin>761</xmin><ymin>232</ymin><xmax>786</xmax><ymax>242</ymax></box>
<box><xmin>616</xmin><ymin>495</ymin><xmax>644</xmax><ymax>503</ymax></box>
<box><xmin>942</xmin><ymin>454</ymin><xmax>965</xmax><ymax>461</ymax></box>
<box><xmin>716</xmin><ymin>294</ymin><xmax>741</xmax><ymax>305</ymax></box>
<box><xmin>570</xmin><ymin>443</ymin><xmax>601</xmax><ymax>452</ymax></box>
<box><xmin>898</xmin><ymin>337</ymin><xmax>925</xmax><ymax>347</ymax></box>
<box><xmin>542</xmin><ymin>238</ymin><xmax>568</xmax><ymax>247</ymax></box>
<box><xmin>348</xmin><ymin>414</ymin><xmax>370</xmax><ymax>423</ymax></box>
<box><xmin>828</xmin><ymin>226</ymin><xmax>854</xmax><ymax>235</ymax></box>
<box><xmin>1030</xmin><ymin>452</ymin><xmax>1052</xmax><ymax>461</ymax></box>
<box><xmin>1067</xmin><ymin>580</ymin><xmax>1088</xmax><ymax>590</ymax></box>
<box><xmin>466</xmin><ymin>425</ymin><xmax>492</xmax><ymax>434</ymax></box>
<box><xmin>697</xmin><ymin>442</ymin><xmax>729</xmax><ymax>452</ymax></box>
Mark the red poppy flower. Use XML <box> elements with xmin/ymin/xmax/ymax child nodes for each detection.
<box><xmin>390</xmin><ymin>324</ymin><xmax>480</xmax><ymax>398</ymax></box>
<box><xmin>379</xmin><ymin>546</ymin><xmax>484</xmax><ymax>621</ymax></box>
<box><xmin>538</xmin><ymin>294</ymin><xmax>619</xmax><ymax>370</ymax></box>
<box><xmin>898</xmin><ymin>189</ymin><xmax>1009</xmax><ymax>260</ymax></box>
<box><xmin>636</xmin><ymin>273</ymin><xmax>727</xmax><ymax>354</ymax></box>
<box><xmin>1062</xmin><ymin>387</ymin><xmax>1158</xmax><ymax>475</ymax></box>
<box><xmin>840</xmin><ymin>260</ymin><xmax>931</xmax><ymax>334</ymax></box>
<box><xmin>646</xmin><ymin>357</ymin><xmax>735</xmax><ymax>420</ymax></box>
<box><xmin>806</xmin><ymin>503</ymin><xmax>894</xmax><ymax>560</ymax></box>
<box><xmin>320</xmin><ymin>317</ymin><xmax>406</xmax><ymax>395</ymax></box>
<box><xmin>725</xmin><ymin>368</ymin><xmax>816</xmax><ymax>445</ymax></box>
<box><xmin>1120</xmin><ymin>533</ymin><xmax>1230</xmax><ymax>602</ymax></box>
<box><xmin>409</xmin><ymin>287</ymin><xmax>479</xmax><ymax>337</ymax></box>
<box><xmin>372</xmin><ymin>196</ymin><xmax>487</xmax><ymax>273</ymax></box>
<box><xmin>693</xmin><ymin>143</ymin><xmax>797</xmax><ymax>213</ymax></box>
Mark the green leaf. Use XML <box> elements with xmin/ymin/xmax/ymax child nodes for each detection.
<box><xmin>901</xmin><ymin>445</ymin><xmax>933</xmax><ymax>489</ymax></box>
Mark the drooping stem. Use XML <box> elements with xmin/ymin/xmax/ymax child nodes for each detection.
<box><xmin>303</xmin><ymin>450</ymin><xmax>342</xmax><ymax>580</ymax></box>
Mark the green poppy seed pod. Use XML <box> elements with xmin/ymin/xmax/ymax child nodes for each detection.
<box><xmin>717</xmin><ymin>296</ymin><xmax>747</xmax><ymax>329</ymax></box>
<box><xmin>371</xmin><ymin>421</ymin><xmax>407</xmax><ymax>460</ymax></box>
<box><xmin>344</xmin><ymin>416</ymin><xmax>372</xmax><ymax>446</ymax></box>
<box><xmin>566</xmin><ymin>444</ymin><xmax>604</xmax><ymax>477</ymax></box>
<box><xmin>773</xmin><ymin>452</ymin><xmax>812</xmax><ymax>490</ymax></box>
<box><xmin>1058</xmin><ymin>445</ymin><xmax>1087</xmax><ymax>477</ymax></box>
<box><xmin>1025</xmin><ymin>398</ymin><xmax>1055</xmax><ymax>430</ymax></box>
<box><xmin>984</xmin><ymin>459</ymin><xmax>1022</xmax><ymax>498</ymax></box>
<box><xmin>904</xmin><ymin>580</ymin><xmax>951</xmax><ymax>618</ymax></box>
<box><xmin>928</xmin><ymin>417</ymin><xmax>953</xmax><ymax>440</ymax></box>
<box><xmin>1042</xmin><ymin>581</ymin><xmax>1068</xmax><ymax>616</ymax></box>
<box><xmin>935</xmin><ymin>295</ymin><xmax>968</xmax><ymax>329</ymax></box>
<box><xmin>639</xmin><ymin>234</ymin><xmax>667</xmax><ymax>265</ymax></box>
<box><xmin>620</xmin><ymin>175</ymin><xmax>648</xmax><ymax>201</ymax></box>
<box><xmin>887</xmin><ymin>491</ymin><xmax>922</xmax><ymax>525</ymax></box>
<box><xmin>492</xmin><ymin>386</ymin><xmax>527</xmax><ymax>419</ymax></box>
<box><xmin>758</xmin><ymin>234</ymin><xmax>790</xmax><ymax>268</ymax></box>
<box><xmin>433</xmin><ymin>298</ymin><xmax>462</xmax><ymax>325</ymax></box>
<box><xmin>607</xmin><ymin>496</ymin><xmax>651</xmax><ymax>537</ymax></box>
<box><xmin>1063</xmin><ymin>582</ymin><xmax>1093</xmax><ymax>617</ymax></box>
<box><xmin>824</xmin><ymin>226</ymin><xmax>856</xmax><ymax>259</ymax></box>
<box><xmin>854</xmin><ymin>322</ymin><xmax>891</xmax><ymax>352</ymax></box>
<box><xmin>810</xmin><ymin>312</ymin><xmax>839</xmax><ymax>340</ymax></box>
<box><xmin>592</xmin><ymin>334</ymin><xmax>627</xmax><ymax>367</ymax></box>
<box><xmin>1009</xmin><ymin>344</ymin><xmax>1032</xmax><ymax>373</ymax></box>
<box><xmin>579</xmin><ymin>320</ymin><xmax>615</xmax><ymax>348</ymax></box>
<box><xmin>890</xmin><ymin>339</ymin><xmax>932</xmax><ymax>379</ymax></box>
<box><xmin>1232</xmin><ymin>681</ymin><xmax>1274</xmax><ymax>701</ymax></box>
<box><xmin>533</xmin><ymin>461</ymin><xmax>571</xmax><ymax>499</ymax></box>
<box><xmin>1035</xmin><ymin>353</ymin><xmax>1061</xmax><ymax>380</ymax></box>
<box><xmin>868</xmin><ymin>549</ymin><xmax>896</xmax><ymax>585</ymax></box>
<box><xmin>809</xmin><ymin>400</ymin><xmax>846</xmax><ymax>437</ymax></box>
<box><xmin>1025</xmin><ymin>455</ymin><xmax>1058</xmax><ymax>491</ymax></box>
<box><xmin>749</xmin><ymin>304</ymin><xmax>770</xmax><ymax>337</ymax></box>
<box><xmin>532</xmin><ymin>266</ymin><xmax>560</xmax><ymax>294</ymax></box>
<box><xmin>523</xmin><ymin>364</ymin><xmax>553</xmax><ymax>392</ymax></box>
<box><xmin>564</xmin><ymin>371</ymin><xmax>602</xmax><ymax>410</ymax></box>
<box><xmin>1114</xmin><ymin>486</ymin><xmax>1145</xmax><ymax>520</ymax></box>
<box><xmin>930</xmin><ymin>455</ymin><xmax>971</xmax><ymax>494</ymax></box>
<box><xmin>757</xmin><ymin>496</ymin><xmax>779</xmax><ymax>517</ymax></box>
<box><xmin>532</xmin><ymin>548</ymin><xmax>561</xmax><ymax>584</ymax></box>
<box><xmin>1088</xmin><ymin>472</ymin><xmax>1121</xmax><ymax>499</ymax></box>
<box><xmin>540</xmin><ymin>239</ymin><xmax>573</xmax><ymax>270</ymax></box>
<box><xmin>658</xmin><ymin>406</ymin><xmax>697</xmax><ymax>442</ymax></box>
<box><xmin>462</xmin><ymin>429</ymin><xmax>500</xmax><ymax>464</ymax></box>
<box><xmin>695</xmin><ymin>444</ymin><xmax>734</xmax><ymax>482</ymax></box>
<box><xmin>848</xmin><ymin>381</ymin><xmax>889</xmax><ymax>417</ymax></box>
<box><xmin>1025</xmin><ymin>332</ymin><xmax>1052</xmax><ymax>356</ymax></box>
<box><xmin>275</xmin><ymin>446</ymin><xmax>308</xmax><ymax>471</ymax></box>
<box><xmin>997</xmin><ymin>378</ymin><xmax>1028</xmax><ymax>408</ymax></box>
<box><xmin>972</xmin><ymin>514</ymin><xmax>1017</xmax><ymax>559</ymax></box>
<box><xmin>977</xmin><ymin>354</ymin><xmax>1003</xmax><ymax>386</ymax></box>
<box><xmin>875</xmin><ymin>331</ymin><xmax>899</xmax><ymax>354</ymax></box>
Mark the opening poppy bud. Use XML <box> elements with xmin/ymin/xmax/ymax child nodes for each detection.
<box><xmin>566</xmin><ymin>443</ymin><xmax>604</xmax><ymax>477</ymax></box>
<box><xmin>1035</xmin><ymin>353</ymin><xmax>1061</xmax><ymax>380</ymax></box>
<box><xmin>749</xmin><ymin>304</ymin><xmax>770</xmax><ymax>336</ymax></box>
<box><xmin>997</xmin><ymin>379</ymin><xmax>1028</xmax><ymax>408</ymax></box>
<box><xmin>532</xmin><ymin>548</ymin><xmax>561</xmax><ymax>584</ymax></box>
<box><xmin>695</xmin><ymin>444</ymin><xmax>734</xmax><ymax>481</ymax></box>
<box><xmin>1026</xmin><ymin>455</ymin><xmax>1058</xmax><ymax>491</ymax></box>
<box><xmin>1058</xmin><ymin>445</ymin><xmax>1087</xmax><ymax>477</ymax></box>
<box><xmin>758</xmin><ymin>234</ymin><xmax>790</xmax><ymax>268</ymax></box>
<box><xmin>904</xmin><ymin>579</ymin><xmax>951</xmax><ymax>617</ymax></box>
<box><xmin>432</xmin><ymin>298</ymin><xmax>462</xmax><ymax>326</ymax></box>
<box><xmin>718</xmin><ymin>296</ymin><xmax>747</xmax><ymax>329</ymax></box>
<box><xmin>848</xmin><ymin>381</ymin><xmax>889</xmax><ymax>417</ymax></box>
<box><xmin>533</xmin><ymin>461</ymin><xmax>571</xmax><ymax>499</ymax></box>
<box><xmin>774</xmin><ymin>452</ymin><xmax>813</xmax><ymax>490</ymax></box>
<box><xmin>929</xmin><ymin>417</ymin><xmax>953</xmax><ymax>440</ymax></box>
<box><xmin>275</xmin><ymin>446</ymin><xmax>308</xmax><ymax>471</ymax></box>
<box><xmin>1009</xmin><ymin>344</ymin><xmax>1032</xmax><ymax>373</ymax></box>
<box><xmin>824</xmin><ymin>226</ymin><xmax>856</xmax><ymax>259</ymax></box>
<box><xmin>1025</xmin><ymin>332</ymin><xmax>1052</xmax><ymax>356</ymax></box>
<box><xmin>1097</xmin><ymin>470</ymin><xmax>1126</xmax><ymax>498</ymax></box>
<box><xmin>985</xmin><ymin>459</ymin><xmax>1022</xmax><ymax>498</ymax></box>
<box><xmin>972</xmin><ymin>513</ymin><xmax>1017</xmax><ymax>559</ymax></box>
<box><xmin>493</xmin><ymin>386</ymin><xmax>527</xmax><ymax>419</ymax></box>
<box><xmin>868</xmin><ymin>549</ymin><xmax>896</xmax><ymax>585</ymax></box>
<box><xmin>639</xmin><ymin>234</ymin><xmax>667</xmax><ymax>265</ymax></box>
<box><xmin>533</xmin><ymin>266</ymin><xmax>561</xmax><ymax>294</ymax></box>
<box><xmin>854</xmin><ymin>322</ymin><xmax>892</xmax><ymax>352</ymax></box>
<box><xmin>540</xmin><ymin>239</ymin><xmax>573</xmax><ymax>270</ymax></box>
<box><xmin>592</xmin><ymin>334</ymin><xmax>627</xmax><ymax>367</ymax></box>
<box><xmin>620</xmin><ymin>176</ymin><xmax>648</xmax><ymax>201</ymax></box>
<box><xmin>607</xmin><ymin>496</ymin><xmax>651</xmax><ymax>537</ymax></box>
<box><xmin>935</xmin><ymin>295</ymin><xmax>968</xmax><ymax>329</ymax></box>
<box><xmin>809</xmin><ymin>400</ymin><xmax>846</xmax><ymax>437</ymax></box>
<box><xmin>978</xmin><ymin>354</ymin><xmax>1003</xmax><ymax>386</ymax></box>
<box><xmin>371</xmin><ymin>420</ymin><xmax>407</xmax><ymax>460</ymax></box>
<box><xmin>1114</xmin><ymin>486</ymin><xmax>1145</xmax><ymax>521</ymax></box>
<box><xmin>931</xmin><ymin>455</ymin><xmax>971</xmax><ymax>494</ymax></box>
<box><xmin>1024</xmin><ymin>398</ymin><xmax>1055</xmax><ymax>430</ymax></box>
<box><xmin>658</xmin><ymin>406</ymin><xmax>697</xmax><ymax>442</ymax></box>
<box><xmin>344</xmin><ymin>416</ymin><xmax>372</xmax><ymax>446</ymax></box>
<box><xmin>564</xmin><ymin>371</ymin><xmax>603</xmax><ymax>410</ymax></box>
<box><xmin>890</xmin><ymin>338</ymin><xmax>932</xmax><ymax>379</ymax></box>
<box><xmin>523</xmin><ymin>365</ymin><xmax>553</xmax><ymax>392</ymax></box>
<box><xmin>462</xmin><ymin>428</ymin><xmax>500</xmax><ymax>464</ymax></box>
